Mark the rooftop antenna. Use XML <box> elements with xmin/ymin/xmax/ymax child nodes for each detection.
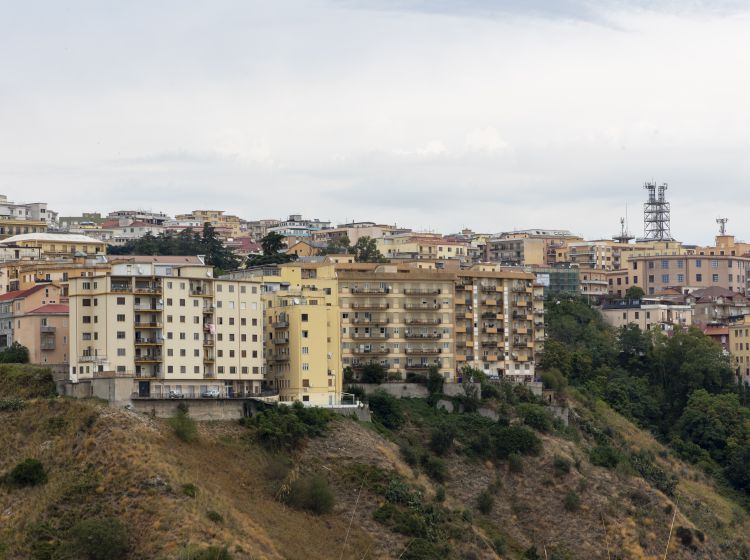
<box><xmin>717</xmin><ymin>217</ymin><xmax>728</xmax><ymax>236</ymax></box>
<box><xmin>613</xmin><ymin>216</ymin><xmax>634</xmax><ymax>244</ymax></box>
<box><xmin>641</xmin><ymin>182</ymin><xmax>673</xmax><ymax>241</ymax></box>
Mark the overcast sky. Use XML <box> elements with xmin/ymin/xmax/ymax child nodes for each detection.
<box><xmin>1</xmin><ymin>1</ymin><xmax>749</xmax><ymax>244</ymax></box>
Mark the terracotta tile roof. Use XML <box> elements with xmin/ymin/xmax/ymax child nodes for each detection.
<box><xmin>27</xmin><ymin>304</ymin><xmax>69</xmax><ymax>314</ymax></box>
<box><xmin>0</xmin><ymin>285</ymin><xmax>49</xmax><ymax>302</ymax></box>
<box><xmin>703</xmin><ymin>325</ymin><xmax>729</xmax><ymax>336</ymax></box>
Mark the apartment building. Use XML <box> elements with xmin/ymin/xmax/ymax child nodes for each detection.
<box><xmin>376</xmin><ymin>234</ymin><xmax>470</xmax><ymax>263</ymax></box>
<box><xmin>600</xmin><ymin>299</ymin><xmax>693</xmax><ymax>332</ymax></box>
<box><xmin>245</xmin><ymin>261</ymin><xmax>545</xmax><ymax>384</ymax></box>
<box><xmin>730</xmin><ymin>318</ymin><xmax>750</xmax><ymax>385</ymax></box>
<box><xmin>628</xmin><ymin>254</ymin><xmax>750</xmax><ymax>296</ymax></box>
<box><xmin>486</xmin><ymin>229</ymin><xmax>583</xmax><ymax>267</ymax></box>
<box><xmin>0</xmin><ymin>194</ymin><xmax>57</xmax><ymax>237</ymax></box>
<box><xmin>175</xmin><ymin>210</ymin><xmax>243</xmax><ymax>238</ymax></box>
<box><xmin>243</xmin><ymin>219</ymin><xmax>281</xmax><ymax>241</ymax></box>
<box><xmin>0</xmin><ymin>233</ymin><xmax>106</xmax><ymax>259</ymax></box>
<box><xmin>68</xmin><ymin>256</ymin><xmax>264</xmax><ymax>399</ymax></box>
<box><xmin>0</xmin><ymin>284</ymin><xmax>66</xmax><ymax>367</ymax></box>
<box><xmin>311</xmin><ymin>222</ymin><xmax>408</xmax><ymax>246</ymax></box>
<box><xmin>264</xmin><ymin>290</ymin><xmax>342</xmax><ymax>405</ymax></box>
<box><xmin>0</xmin><ymin>257</ymin><xmax>111</xmax><ymax>296</ymax></box>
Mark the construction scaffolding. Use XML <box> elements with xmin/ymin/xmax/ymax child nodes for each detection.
<box><xmin>642</xmin><ymin>182</ymin><xmax>672</xmax><ymax>241</ymax></box>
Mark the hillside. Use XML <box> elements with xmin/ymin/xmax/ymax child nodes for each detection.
<box><xmin>2</xmin><ymin>366</ymin><xmax>750</xmax><ymax>559</ymax></box>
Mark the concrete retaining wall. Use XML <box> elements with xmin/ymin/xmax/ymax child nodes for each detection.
<box><xmin>348</xmin><ymin>382</ymin><xmax>480</xmax><ymax>399</ymax></box>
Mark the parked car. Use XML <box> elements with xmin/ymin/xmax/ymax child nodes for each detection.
<box><xmin>167</xmin><ymin>390</ymin><xmax>185</xmax><ymax>399</ymax></box>
<box><xmin>201</xmin><ymin>388</ymin><xmax>221</xmax><ymax>398</ymax></box>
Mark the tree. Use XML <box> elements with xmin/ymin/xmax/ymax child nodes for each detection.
<box><xmin>350</xmin><ymin>236</ymin><xmax>386</xmax><ymax>263</ymax></box>
<box><xmin>625</xmin><ymin>286</ymin><xmax>645</xmax><ymax>300</ymax></box>
<box><xmin>0</xmin><ymin>342</ymin><xmax>29</xmax><ymax>364</ymax></box>
<box><xmin>200</xmin><ymin>222</ymin><xmax>240</xmax><ymax>273</ymax></box>
<box><xmin>246</xmin><ymin>232</ymin><xmax>297</xmax><ymax>267</ymax></box>
<box><xmin>361</xmin><ymin>362</ymin><xmax>386</xmax><ymax>384</ymax></box>
<box><xmin>320</xmin><ymin>235</ymin><xmax>351</xmax><ymax>255</ymax></box>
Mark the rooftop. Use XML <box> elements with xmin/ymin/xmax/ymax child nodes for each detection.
<box><xmin>27</xmin><ymin>303</ymin><xmax>69</xmax><ymax>314</ymax></box>
<box><xmin>0</xmin><ymin>233</ymin><xmax>103</xmax><ymax>245</ymax></box>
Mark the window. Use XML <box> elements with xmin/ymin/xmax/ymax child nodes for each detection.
<box><xmin>82</xmin><ymin>316</ymin><xmax>92</xmax><ymax>324</ymax></box>
<box><xmin>712</xmin><ymin>274</ymin><xmax>719</xmax><ymax>282</ymax></box>
<box><xmin>301</xmin><ymin>313</ymin><xmax>308</xmax><ymax>322</ymax></box>
<box><xmin>117</xmin><ymin>331</ymin><xmax>126</xmax><ymax>339</ymax></box>
<box><xmin>696</xmin><ymin>273</ymin><xmax>703</xmax><ymax>282</ymax></box>
<box><xmin>179</xmin><ymin>315</ymin><xmax>185</xmax><ymax>323</ymax></box>
<box><xmin>117</xmin><ymin>297</ymin><xmax>125</xmax><ymax>305</ymax></box>
<box><xmin>677</xmin><ymin>274</ymin><xmax>685</xmax><ymax>283</ymax></box>
<box><xmin>302</xmin><ymin>330</ymin><xmax>309</xmax><ymax>338</ymax></box>
<box><xmin>116</xmin><ymin>314</ymin><xmax>125</xmax><ymax>322</ymax></box>
<box><xmin>648</xmin><ymin>261</ymin><xmax>654</xmax><ymax>269</ymax></box>
<box><xmin>179</xmin><ymin>298</ymin><xmax>186</xmax><ymax>306</ymax></box>
<box><xmin>711</xmin><ymin>260</ymin><xmax>719</xmax><ymax>268</ymax></box>
<box><xmin>179</xmin><ymin>332</ymin><xmax>186</xmax><ymax>340</ymax></box>
<box><xmin>302</xmin><ymin>347</ymin><xmax>309</xmax><ymax>354</ymax></box>
<box><xmin>302</xmin><ymin>379</ymin><xmax>310</xmax><ymax>387</ymax></box>
<box><xmin>302</xmin><ymin>363</ymin><xmax>310</xmax><ymax>371</ymax></box>
<box><xmin>677</xmin><ymin>260</ymin><xmax>684</xmax><ymax>269</ymax></box>
<box><xmin>194</xmin><ymin>366</ymin><xmax>200</xmax><ymax>373</ymax></box>
<box><xmin>695</xmin><ymin>259</ymin><xmax>702</xmax><ymax>268</ymax></box>
<box><xmin>661</xmin><ymin>260</ymin><xmax>668</xmax><ymax>269</ymax></box>
<box><xmin>167</xmin><ymin>298</ymin><xmax>173</xmax><ymax>305</ymax></box>
<box><xmin>117</xmin><ymin>348</ymin><xmax>126</xmax><ymax>356</ymax></box>
<box><xmin>180</xmin><ymin>366</ymin><xmax>186</xmax><ymax>374</ymax></box>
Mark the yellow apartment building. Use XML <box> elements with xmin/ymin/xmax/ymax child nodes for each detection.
<box><xmin>243</xmin><ymin>261</ymin><xmax>545</xmax><ymax>384</ymax></box>
<box><xmin>376</xmin><ymin>235</ymin><xmax>470</xmax><ymax>263</ymax></box>
<box><xmin>0</xmin><ymin>218</ymin><xmax>47</xmax><ymax>239</ymax></box>
<box><xmin>0</xmin><ymin>233</ymin><xmax>106</xmax><ymax>258</ymax></box>
<box><xmin>68</xmin><ymin>256</ymin><xmax>264</xmax><ymax>399</ymax></box>
<box><xmin>730</xmin><ymin>318</ymin><xmax>750</xmax><ymax>386</ymax></box>
<box><xmin>176</xmin><ymin>210</ymin><xmax>243</xmax><ymax>237</ymax></box>
<box><xmin>264</xmin><ymin>290</ymin><xmax>342</xmax><ymax>405</ymax></box>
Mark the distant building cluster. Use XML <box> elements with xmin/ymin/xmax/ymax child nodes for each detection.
<box><xmin>1</xmin><ymin>182</ymin><xmax>750</xmax><ymax>408</ymax></box>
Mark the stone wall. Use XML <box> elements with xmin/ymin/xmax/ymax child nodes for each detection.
<box><xmin>348</xmin><ymin>382</ymin><xmax>480</xmax><ymax>399</ymax></box>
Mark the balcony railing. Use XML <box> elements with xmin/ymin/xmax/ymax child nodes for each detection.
<box><xmin>350</xmin><ymin>287</ymin><xmax>390</xmax><ymax>295</ymax></box>
<box><xmin>135</xmin><ymin>338</ymin><xmax>162</xmax><ymax>345</ymax></box>
<box><xmin>404</xmin><ymin>332</ymin><xmax>441</xmax><ymax>339</ymax></box>
<box><xmin>79</xmin><ymin>355</ymin><xmax>107</xmax><ymax>362</ymax></box>
<box><xmin>480</xmin><ymin>285</ymin><xmax>499</xmax><ymax>293</ymax></box>
<box><xmin>273</xmin><ymin>338</ymin><xmax>289</xmax><ymax>345</ymax></box>
<box><xmin>351</xmin><ymin>333</ymin><xmax>388</xmax><ymax>339</ymax></box>
<box><xmin>134</xmin><ymin>305</ymin><xmax>163</xmax><ymax>312</ymax></box>
<box><xmin>403</xmin><ymin>288</ymin><xmax>441</xmax><ymax>295</ymax></box>
<box><xmin>134</xmin><ymin>321</ymin><xmax>162</xmax><ymax>328</ymax></box>
<box><xmin>405</xmin><ymin>318</ymin><xmax>441</xmax><ymax>325</ymax></box>
<box><xmin>406</xmin><ymin>362</ymin><xmax>440</xmax><ymax>369</ymax></box>
<box><xmin>135</xmin><ymin>355</ymin><xmax>162</xmax><ymax>363</ymax></box>
<box><xmin>405</xmin><ymin>348</ymin><xmax>441</xmax><ymax>355</ymax></box>
<box><xmin>203</xmin><ymin>337</ymin><xmax>214</xmax><ymax>346</ymax></box>
<box><xmin>351</xmin><ymin>348</ymin><xmax>390</xmax><ymax>355</ymax></box>
<box><xmin>351</xmin><ymin>303</ymin><xmax>389</xmax><ymax>310</ymax></box>
<box><xmin>273</xmin><ymin>321</ymin><xmax>289</xmax><ymax>329</ymax></box>
<box><xmin>40</xmin><ymin>325</ymin><xmax>56</xmax><ymax>333</ymax></box>
<box><xmin>351</xmin><ymin>317</ymin><xmax>388</xmax><ymax>324</ymax></box>
<box><xmin>40</xmin><ymin>341</ymin><xmax>56</xmax><ymax>351</ymax></box>
<box><xmin>403</xmin><ymin>303</ymin><xmax>440</xmax><ymax>310</ymax></box>
<box><xmin>134</xmin><ymin>285</ymin><xmax>162</xmax><ymax>294</ymax></box>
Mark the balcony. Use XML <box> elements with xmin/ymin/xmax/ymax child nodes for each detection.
<box><xmin>273</xmin><ymin>338</ymin><xmax>289</xmax><ymax>345</ymax></box>
<box><xmin>516</xmin><ymin>327</ymin><xmax>529</xmax><ymax>335</ymax></box>
<box><xmin>350</xmin><ymin>287</ymin><xmax>389</xmax><ymax>295</ymax></box>
<box><xmin>202</xmin><ymin>304</ymin><xmax>215</xmax><ymax>314</ymax></box>
<box><xmin>351</xmin><ymin>332</ymin><xmax>388</xmax><ymax>339</ymax></box>
<box><xmin>514</xmin><ymin>299</ymin><xmax>528</xmax><ymax>307</ymax></box>
<box><xmin>203</xmin><ymin>354</ymin><xmax>215</xmax><ymax>363</ymax></box>
<box><xmin>351</xmin><ymin>317</ymin><xmax>388</xmax><ymax>325</ymax></box>
<box><xmin>484</xmin><ymin>354</ymin><xmax>499</xmax><ymax>361</ymax></box>
<box><xmin>134</xmin><ymin>321</ymin><xmax>162</xmax><ymax>328</ymax></box>
<box><xmin>79</xmin><ymin>355</ymin><xmax>107</xmax><ymax>363</ymax></box>
<box><xmin>134</xmin><ymin>285</ymin><xmax>162</xmax><ymax>294</ymax></box>
<box><xmin>406</xmin><ymin>362</ymin><xmax>440</xmax><ymax>369</ymax></box>
<box><xmin>483</xmin><ymin>327</ymin><xmax>498</xmax><ymax>334</ymax></box>
<box><xmin>404</xmin><ymin>332</ymin><xmax>441</xmax><ymax>340</ymax></box>
<box><xmin>273</xmin><ymin>320</ymin><xmax>289</xmax><ymax>329</ymax></box>
<box><xmin>111</xmin><ymin>284</ymin><xmax>131</xmax><ymax>293</ymax></box>
<box><xmin>405</xmin><ymin>318</ymin><xmax>441</xmax><ymax>325</ymax></box>
<box><xmin>403</xmin><ymin>288</ymin><xmax>441</xmax><ymax>295</ymax></box>
<box><xmin>483</xmin><ymin>299</ymin><xmax>499</xmax><ymax>306</ymax></box>
<box><xmin>403</xmin><ymin>303</ymin><xmax>440</xmax><ymax>310</ymax></box>
<box><xmin>135</xmin><ymin>355</ymin><xmax>162</xmax><ymax>363</ymax></box>
<box><xmin>405</xmin><ymin>348</ymin><xmax>441</xmax><ymax>355</ymax></box>
<box><xmin>455</xmin><ymin>325</ymin><xmax>466</xmax><ymax>333</ymax></box>
<box><xmin>481</xmin><ymin>339</ymin><xmax>500</xmax><ymax>347</ymax></box>
<box><xmin>351</xmin><ymin>303</ymin><xmax>389</xmax><ymax>310</ymax></box>
<box><xmin>40</xmin><ymin>339</ymin><xmax>55</xmax><ymax>351</ymax></box>
<box><xmin>135</xmin><ymin>338</ymin><xmax>162</xmax><ymax>345</ymax></box>
<box><xmin>203</xmin><ymin>337</ymin><xmax>214</xmax><ymax>346</ymax></box>
<box><xmin>190</xmin><ymin>285</ymin><xmax>212</xmax><ymax>297</ymax></box>
<box><xmin>351</xmin><ymin>348</ymin><xmax>390</xmax><ymax>356</ymax></box>
<box><xmin>40</xmin><ymin>325</ymin><xmax>55</xmax><ymax>333</ymax></box>
<box><xmin>134</xmin><ymin>304</ymin><xmax>163</xmax><ymax>312</ymax></box>
<box><xmin>480</xmin><ymin>285</ymin><xmax>499</xmax><ymax>293</ymax></box>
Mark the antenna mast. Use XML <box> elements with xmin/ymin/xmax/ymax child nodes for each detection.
<box><xmin>642</xmin><ymin>182</ymin><xmax>673</xmax><ymax>241</ymax></box>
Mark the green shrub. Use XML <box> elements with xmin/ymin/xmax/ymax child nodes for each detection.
<box><xmin>170</xmin><ymin>409</ymin><xmax>198</xmax><ymax>443</ymax></box>
<box><xmin>5</xmin><ymin>458</ymin><xmax>47</xmax><ymax>487</ymax></box>
<box><xmin>493</xmin><ymin>536</ymin><xmax>507</xmax><ymax>554</ymax></box>
<box><xmin>247</xmin><ymin>402</ymin><xmax>332</xmax><ymax>450</ymax></box>
<box><xmin>629</xmin><ymin>451</ymin><xmax>677</xmax><ymax>496</ymax></box>
<box><xmin>541</xmin><ymin>368</ymin><xmax>567</xmax><ymax>392</ymax></box>
<box><xmin>553</xmin><ymin>456</ymin><xmax>571</xmax><ymax>476</ymax></box>
<box><xmin>477</xmin><ymin>490</ymin><xmax>494</xmax><ymax>514</ymax></box>
<box><xmin>563</xmin><ymin>491</ymin><xmax>581</xmax><ymax>512</ymax></box>
<box><xmin>589</xmin><ymin>445</ymin><xmax>623</xmax><ymax>469</ymax></box>
<box><xmin>434</xmin><ymin>486</ymin><xmax>445</xmax><ymax>502</ymax></box>
<box><xmin>400</xmin><ymin>444</ymin><xmax>419</xmax><ymax>466</ymax></box>
<box><xmin>368</xmin><ymin>391</ymin><xmax>404</xmax><ymax>429</ymax></box>
<box><xmin>206</xmin><ymin>510</ymin><xmax>224</xmax><ymax>524</ymax></box>
<box><xmin>508</xmin><ymin>453</ymin><xmax>524</xmax><ymax>473</ymax></box>
<box><xmin>0</xmin><ymin>364</ymin><xmax>55</xmax><ymax>398</ymax></box>
<box><xmin>429</xmin><ymin>426</ymin><xmax>455</xmax><ymax>456</ymax></box>
<box><xmin>675</xmin><ymin>526</ymin><xmax>693</xmax><ymax>547</ymax></box>
<box><xmin>405</xmin><ymin>372</ymin><xmax>428</xmax><ymax>384</ymax></box>
<box><xmin>286</xmin><ymin>474</ymin><xmax>335</xmax><ymax>515</ymax></box>
<box><xmin>387</xmin><ymin>371</ymin><xmax>403</xmax><ymax>382</ymax></box>
<box><xmin>0</xmin><ymin>397</ymin><xmax>25</xmax><ymax>411</ymax></box>
<box><xmin>517</xmin><ymin>403</ymin><xmax>553</xmax><ymax>433</ymax></box>
<box><xmin>182</xmin><ymin>483</ymin><xmax>198</xmax><ymax>498</ymax></box>
<box><xmin>69</xmin><ymin>517</ymin><xmax>128</xmax><ymax>560</ymax></box>
<box><xmin>420</xmin><ymin>454</ymin><xmax>447</xmax><ymax>482</ymax></box>
<box><xmin>385</xmin><ymin>479</ymin><xmax>423</xmax><ymax>507</ymax></box>
<box><xmin>0</xmin><ymin>342</ymin><xmax>30</xmax><ymax>364</ymax></box>
<box><xmin>349</xmin><ymin>384</ymin><xmax>367</xmax><ymax>403</ymax></box>
<box><xmin>426</xmin><ymin>368</ymin><xmax>444</xmax><ymax>395</ymax></box>
<box><xmin>494</xmin><ymin>426</ymin><xmax>542</xmax><ymax>458</ymax></box>
<box><xmin>361</xmin><ymin>363</ymin><xmax>387</xmax><ymax>384</ymax></box>
<box><xmin>402</xmin><ymin>538</ymin><xmax>449</xmax><ymax>560</ymax></box>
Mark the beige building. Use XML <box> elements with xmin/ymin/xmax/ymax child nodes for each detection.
<box><xmin>487</xmin><ymin>229</ymin><xmax>583</xmax><ymax>267</ymax></box>
<box><xmin>264</xmin><ymin>290</ymin><xmax>342</xmax><ymax>405</ymax></box>
<box><xmin>68</xmin><ymin>256</ymin><xmax>264</xmax><ymax>399</ymax></box>
<box><xmin>730</xmin><ymin>318</ymin><xmax>750</xmax><ymax>386</ymax></box>
<box><xmin>15</xmin><ymin>303</ymin><xmax>69</xmax><ymax>367</ymax></box>
<box><xmin>0</xmin><ymin>233</ymin><xmax>106</xmax><ymax>259</ymax></box>
<box><xmin>376</xmin><ymin>234</ymin><xmax>470</xmax><ymax>263</ymax></box>
<box><xmin>0</xmin><ymin>257</ymin><xmax>111</xmax><ymax>295</ymax></box>
<box><xmin>600</xmin><ymin>299</ymin><xmax>693</xmax><ymax>332</ymax></box>
<box><xmin>175</xmin><ymin>210</ymin><xmax>243</xmax><ymax>238</ymax></box>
